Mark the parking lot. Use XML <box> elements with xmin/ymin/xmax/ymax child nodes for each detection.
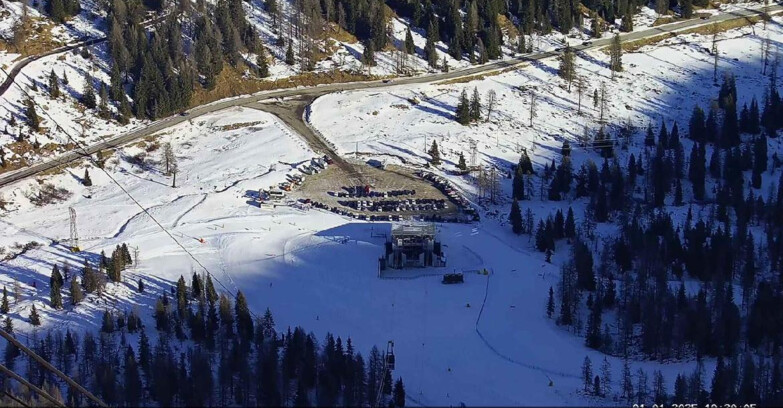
<box><xmin>294</xmin><ymin>161</ymin><xmax>467</xmax><ymax>220</ymax></box>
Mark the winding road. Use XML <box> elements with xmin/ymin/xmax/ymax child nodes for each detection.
<box><xmin>0</xmin><ymin>4</ymin><xmax>779</xmax><ymax>188</ymax></box>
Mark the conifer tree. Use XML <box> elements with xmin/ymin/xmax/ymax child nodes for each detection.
<box><xmin>25</xmin><ymin>98</ymin><xmax>40</xmax><ymax>131</ymax></box>
<box><xmin>510</xmin><ymin>199</ymin><xmax>523</xmax><ymax>234</ymax></box>
<box><xmin>457</xmin><ymin>153</ymin><xmax>467</xmax><ymax>171</ymax></box>
<box><xmin>469</xmin><ymin>87</ymin><xmax>481</xmax><ymax>121</ymax></box>
<box><xmin>1</xmin><ymin>287</ymin><xmax>9</xmax><ymax>314</ymax></box>
<box><xmin>256</xmin><ymin>48</ymin><xmax>269</xmax><ymax>78</ymax></box>
<box><xmin>582</xmin><ymin>356</ymin><xmax>593</xmax><ymax>392</ymax></box>
<box><xmin>81</xmin><ymin>72</ymin><xmax>96</xmax><ymax>109</ymax></box>
<box><xmin>362</xmin><ymin>40</ymin><xmax>376</xmax><ymax>66</ymax></box>
<box><xmin>285</xmin><ymin>41</ymin><xmax>295</xmax><ymax>65</ymax></box>
<box><xmin>559</xmin><ymin>46</ymin><xmax>575</xmax><ymax>90</ymax></box>
<box><xmin>70</xmin><ymin>277</ymin><xmax>83</xmax><ymax>306</ymax></box>
<box><xmin>404</xmin><ymin>28</ymin><xmax>414</xmax><ymax>54</ymax></box>
<box><xmin>50</xmin><ymin>268</ymin><xmax>63</xmax><ymax>310</ymax></box>
<box><xmin>83</xmin><ymin>169</ymin><xmax>92</xmax><ymax>186</ymax></box>
<box><xmin>393</xmin><ymin>378</ymin><xmax>406</xmax><ymax>407</ymax></box>
<box><xmin>425</xmin><ymin>21</ymin><xmax>439</xmax><ymax>68</ymax></box>
<box><xmin>455</xmin><ymin>89</ymin><xmax>471</xmax><ymax>125</ymax></box>
<box><xmin>235</xmin><ymin>290</ymin><xmax>253</xmax><ymax>341</ymax></box>
<box><xmin>137</xmin><ymin>279</ymin><xmax>144</xmax><ymax>293</ymax></box>
<box><xmin>610</xmin><ymin>34</ymin><xmax>623</xmax><ymax>76</ymax></box>
<box><xmin>29</xmin><ymin>304</ymin><xmax>41</xmax><ymax>326</ymax></box>
<box><xmin>428</xmin><ymin>140</ymin><xmax>441</xmax><ymax>166</ymax></box>
<box><xmin>48</xmin><ymin>69</ymin><xmax>60</xmax><ymax>99</ymax></box>
<box><xmin>546</xmin><ymin>286</ymin><xmax>555</xmax><ymax>318</ymax></box>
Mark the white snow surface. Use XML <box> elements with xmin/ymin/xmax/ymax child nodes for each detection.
<box><xmin>1</xmin><ymin>10</ymin><xmax>782</xmax><ymax>408</ymax></box>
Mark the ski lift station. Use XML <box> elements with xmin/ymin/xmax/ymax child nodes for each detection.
<box><xmin>379</xmin><ymin>223</ymin><xmax>446</xmax><ymax>271</ymax></box>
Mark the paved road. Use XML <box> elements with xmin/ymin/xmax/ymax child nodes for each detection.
<box><xmin>0</xmin><ymin>4</ymin><xmax>778</xmax><ymax>188</ymax></box>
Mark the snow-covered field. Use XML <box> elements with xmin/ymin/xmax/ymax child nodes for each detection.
<box><xmin>310</xmin><ymin>16</ymin><xmax>783</xmax><ymax>192</ymax></box>
<box><xmin>0</xmin><ymin>100</ymin><xmax>708</xmax><ymax>406</ymax></box>
<box><xmin>0</xmin><ymin>9</ymin><xmax>782</xmax><ymax>407</ymax></box>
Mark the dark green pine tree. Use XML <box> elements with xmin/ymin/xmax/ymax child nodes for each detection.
<box><xmin>362</xmin><ymin>40</ymin><xmax>376</xmax><ymax>66</ymax></box>
<box><xmin>0</xmin><ymin>287</ymin><xmax>8</xmax><ymax>313</ymax></box>
<box><xmin>585</xmin><ymin>294</ymin><xmax>602</xmax><ymax>349</ymax></box>
<box><xmin>29</xmin><ymin>304</ymin><xmax>41</xmax><ymax>326</ymax></box>
<box><xmin>682</xmin><ymin>0</ymin><xmax>693</xmax><ymax>18</ymax></box>
<box><xmin>50</xmin><ymin>268</ymin><xmax>63</xmax><ymax>310</ymax></box>
<box><xmin>546</xmin><ymin>286</ymin><xmax>555</xmax><ymax>318</ymax></box>
<box><xmin>564</xmin><ymin>207</ymin><xmax>576</xmax><ymax>238</ymax></box>
<box><xmin>393</xmin><ymin>378</ymin><xmax>406</xmax><ymax>408</ymax></box>
<box><xmin>48</xmin><ymin>69</ymin><xmax>60</xmax><ymax>99</ymax></box>
<box><xmin>83</xmin><ymin>169</ymin><xmax>92</xmax><ymax>186</ymax></box>
<box><xmin>70</xmin><ymin>277</ymin><xmax>83</xmax><ymax>305</ymax></box>
<box><xmin>469</xmin><ymin>87</ymin><xmax>481</xmax><ymax>122</ymax></box>
<box><xmin>285</xmin><ymin>41</ymin><xmax>295</xmax><ymax>65</ymax></box>
<box><xmin>428</xmin><ymin>140</ymin><xmax>441</xmax><ymax>166</ymax></box>
<box><xmin>205</xmin><ymin>274</ymin><xmax>218</xmax><ymax>304</ymax></box>
<box><xmin>424</xmin><ymin>21</ymin><xmax>439</xmax><ymax>68</ymax></box>
<box><xmin>235</xmin><ymin>290</ymin><xmax>253</xmax><ymax>341</ymax></box>
<box><xmin>81</xmin><ymin>72</ymin><xmax>97</xmax><ymax>109</ymax></box>
<box><xmin>137</xmin><ymin>278</ymin><xmax>144</xmax><ymax>293</ymax></box>
<box><xmin>509</xmin><ymin>199</ymin><xmax>523</xmax><ymax>234</ymax></box>
<box><xmin>405</xmin><ymin>28</ymin><xmax>415</xmax><ymax>54</ymax></box>
<box><xmin>645</xmin><ymin>123</ymin><xmax>656</xmax><ymax>146</ymax></box>
<box><xmin>457</xmin><ymin>152</ymin><xmax>467</xmax><ymax>171</ymax></box>
<box><xmin>256</xmin><ymin>48</ymin><xmax>270</xmax><ymax>78</ymax></box>
<box><xmin>25</xmin><ymin>98</ymin><xmax>40</xmax><ymax>131</ymax></box>
<box><xmin>101</xmin><ymin>310</ymin><xmax>115</xmax><ymax>333</ymax></box>
<box><xmin>191</xmin><ymin>273</ymin><xmax>203</xmax><ymax>300</ymax></box>
<box><xmin>49</xmin><ymin>0</ymin><xmax>66</xmax><ymax>22</ymax></box>
<box><xmin>176</xmin><ymin>275</ymin><xmax>188</xmax><ymax>316</ymax></box>
<box><xmin>455</xmin><ymin>89</ymin><xmax>471</xmax><ymax>125</ymax></box>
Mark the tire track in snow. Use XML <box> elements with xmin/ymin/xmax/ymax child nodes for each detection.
<box><xmin>474</xmin><ymin>270</ymin><xmax>580</xmax><ymax>380</ymax></box>
<box><xmin>171</xmin><ymin>193</ymin><xmax>208</xmax><ymax>228</ymax></box>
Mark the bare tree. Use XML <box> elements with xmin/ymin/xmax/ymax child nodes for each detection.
<box><xmin>485</xmin><ymin>90</ymin><xmax>497</xmax><ymax>122</ymax></box>
<box><xmin>599</xmin><ymin>81</ymin><xmax>608</xmax><ymax>124</ymax></box>
<box><xmin>163</xmin><ymin>142</ymin><xmax>174</xmax><ymax>175</ymax></box>
<box><xmin>711</xmin><ymin>24</ymin><xmax>719</xmax><ymax>84</ymax></box>
<box><xmin>529</xmin><ymin>90</ymin><xmax>536</xmax><ymax>127</ymax></box>
<box><xmin>575</xmin><ymin>76</ymin><xmax>586</xmax><ymax>115</ymax></box>
<box><xmin>488</xmin><ymin>167</ymin><xmax>500</xmax><ymax>204</ymax></box>
<box><xmin>13</xmin><ymin>280</ymin><xmax>20</xmax><ymax>305</ymax></box>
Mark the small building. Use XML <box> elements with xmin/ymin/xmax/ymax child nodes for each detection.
<box><xmin>380</xmin><ymin>223</ymin><xmax>445</xmax><ymax>270</ymax></box>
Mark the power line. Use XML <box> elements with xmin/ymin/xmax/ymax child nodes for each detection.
<box><xmin>0</xmin><ymin>363</ymin><xmax>65</xmax><ymax>408</ymax></box>
<box><xmin>0</xmin><ymin>329</ymin><xmax>106</xmax><ymax>407</ymax></box>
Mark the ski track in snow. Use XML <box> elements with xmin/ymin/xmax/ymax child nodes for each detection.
<box><xmin>475</xmin><ymin>270</ymin><xmax>581</xmax><ymax>380</ymax></box>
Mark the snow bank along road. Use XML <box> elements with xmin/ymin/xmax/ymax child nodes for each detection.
<box><xmin>0</xmin><ymin>3</ymin><xmax>778</xmax><ymax>188</ymax></box>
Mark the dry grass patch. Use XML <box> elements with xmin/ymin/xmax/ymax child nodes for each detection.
<box><xmin>190</xmin><ymin>66</ymin><xmax>374</xmax><ymax>107</ymax></box>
